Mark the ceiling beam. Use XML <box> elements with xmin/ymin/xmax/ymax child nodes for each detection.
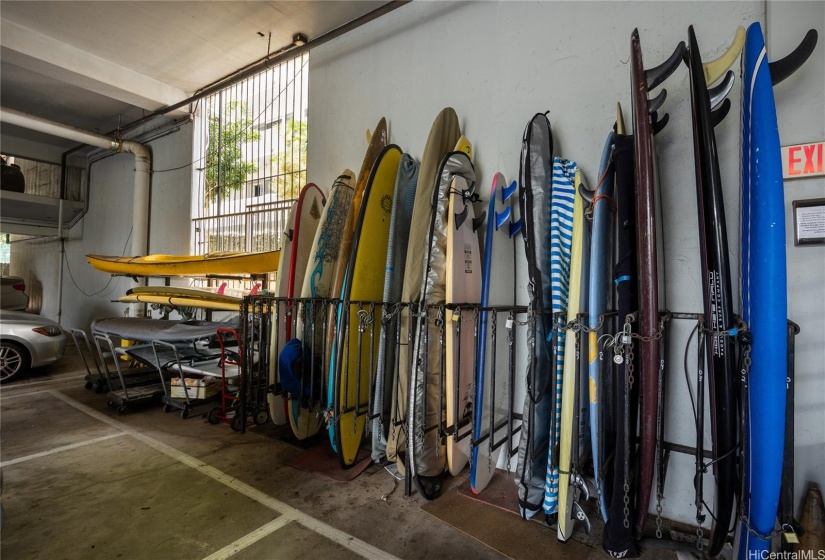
<box><xmin>1</xmin><ymin>20</ymin><xmax>190</xmax><ymax>117</ymax></box>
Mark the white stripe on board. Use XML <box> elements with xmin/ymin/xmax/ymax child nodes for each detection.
<box><xmin>47</xmin><ymin>390</ymin><xmax>401</xmax><ymax>560</ymax></box>
<box><xmin>200</xmin><ymin>516</ymin><xmax>293</xmax><ymax>560</ymax></box>
<box><xmin>0</xmin><ymin>432</ymin><xmax>126</xmax><ymax>467</ymax></box>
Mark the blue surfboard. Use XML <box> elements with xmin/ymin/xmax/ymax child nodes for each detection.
<box><xmin>587</xmin><ymin>131</ymin><xmax>615</xmax><ymax>523</ymax></box>
<box><xmin>470</xmin><ymin>174</ymin><xmax>520</xmax><ymax>494</ymax></box>
<box><xmin>739</xmin><ymin>22</ymin><xmax>788</xmax><ymax>558</ymax></box>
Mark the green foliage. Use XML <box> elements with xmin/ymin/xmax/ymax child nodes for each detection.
<box><xmin>272</xmin><ymin>118</ymin><xmax>307</xmax><ymax>199</ymax></box>
<box><xmin>204</xmin><ymin>100</ymin><xmax>260</xmax><ymax>204</ymax></box>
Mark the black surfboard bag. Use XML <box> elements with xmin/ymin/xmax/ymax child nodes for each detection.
<box><xmin>603</xmin><ymin>133</ymin><xmax>641</xmax><ymax>559</ymax></box>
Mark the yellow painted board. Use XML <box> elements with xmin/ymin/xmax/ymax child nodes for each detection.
<box><xmin>557</xmin><ymin>171</ymin><xmax>586</xmax><ymax>541</ymax></box>
<box><xmin>336</xmin><ymin>145</ymin><xmax>401</xmax><ymax>466</ymax></box>
<box><xmin>117</xmin><ymin>294</ymin><xmax>240</xmax><ymax>312</ymax></box>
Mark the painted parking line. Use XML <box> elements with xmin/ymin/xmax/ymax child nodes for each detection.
<box><xmin>0</xmin><ymin>375</ymin><xmax>88</xmax><ymax>398</ymax></box>
<box><xmin>0</xmin><ymin>432</ymin><xmax>127</xmax><ymax>467</ymax></box>
<box><xmin>47</xmin><ymin>390</ymin><xmax>400</xmax><ymax>560</ymax></box>
<box><xmin>200</xmin><ymin>516</ymin><xmax>293</xmax><ymax>560</ymax></box>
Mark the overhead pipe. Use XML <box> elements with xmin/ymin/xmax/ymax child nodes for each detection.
<box><xmin>0</xmin><ymin>106</ymin><xmax>153</xmax><ymax>319</ymax></box>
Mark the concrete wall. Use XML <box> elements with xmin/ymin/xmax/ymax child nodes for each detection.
<box><xmin>11</xmin><ymin>122</ymin><xmax>194</xmax><ymax>329</ymax></box>
<box><xmin>308</xmin><ymin>1</ymin><xmax>823</xmax><ymax>526</ymax></box>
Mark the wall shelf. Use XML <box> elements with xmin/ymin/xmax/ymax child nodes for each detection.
<box><xmin>0</xmin><ymin>190</ymin><xmax>84</xmax><ymax>236</ymax></box>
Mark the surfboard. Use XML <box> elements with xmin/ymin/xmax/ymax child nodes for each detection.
<box><xmin>445</xmin><ymin>174</ymin><xmax>483</xmax><ymax>476</ymax></box>
<box><xmin>557</xmin><ymin>170</ymin><xmax>589</xmax><ymax>542</ymax></box>
<box><xmin>738</xmin><ymin>22</ymin><xmax>817</xmax><ymax>559</ymax></box>
<box><xmin>87</xmin><ymin>250</ymin><xmax>280</xmax><ymax>277</ymax></box>
<box><xmin>389</xmin><ymin>107</ymin><xmax>460</xmax><ymax>479</ymax></box>
<box><xmin>269</xmin><ymin>184</ymin><xmax>326</xmax><ymax>426</ymax></box>
<box><xmin>289</xmin><ymin>172</ymin><xmax>355</xmax><ymax>440</ymax></box>
<box><xmin>117</xmin><ymin>293</ymin><xmax>240</xmax><ymax>311</ymax></box>
<box><xmin>588</xmin><ymin>131</ymin><xmax>616</xmax><ymax>523</ymax></box>
<box><xmin>126</xmin><ymin>286</ymin><xmax>243</xmax><ymax>304</ymax></box>
<box><xmin>685</xmin><ymin>25</ymin><xmax>738</xmax><ymax>557</ymax></box>
<box><xmin>630</xmin><ymin>30</ymin><xmax>683</xmax><ymax>538</ymax></box>
<box><xmin>322</xmin><ymin>119</ymin><xmax>388</xmax><ymax>413</ymax></box>
<box><xmin>470</xmin><ymin>173</ymin><xmax>519</xmax><ymax>494</ymax></box>
<box><xmin>515</xmin><ymin>113</ymin><xmax>555</xmax><ymax>520</ymax></box>
<box><xmin>371</xmin><ymin>154</ymin><xmax>420</xmax><ymax>463</ymax></box>
<box><xmin>332</xmin><ymin>144</ymin><xmax>401</xmax><ymax>467</ymax></box>
<box><xmin>407</xmin><ymin>144</ymin><xmax>473</xmax><ymax>499</ymax></box>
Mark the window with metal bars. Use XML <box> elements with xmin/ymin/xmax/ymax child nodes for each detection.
<box><xmin>191</xmin><ymin>53</ymin><xmax>308</xmax><ymax>256</ymax></box>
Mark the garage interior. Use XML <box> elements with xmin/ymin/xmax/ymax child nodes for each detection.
<box><xmin>1</xmin><ymin>2</ymin><xmax>824</xmax><ymax>559</ymax></box>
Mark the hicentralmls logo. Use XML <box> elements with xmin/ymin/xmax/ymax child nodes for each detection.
<box><xmin>747</xmin><ymin>551</ymin><xmax>825</xmax><ymax>560</ymax></box>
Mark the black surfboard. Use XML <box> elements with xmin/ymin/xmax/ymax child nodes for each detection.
<box><xmin>685</xmin><ymin>25</ymin><xmax>738</xmax><ymax>557</ymax></box>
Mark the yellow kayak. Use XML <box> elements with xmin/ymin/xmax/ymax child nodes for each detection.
<box><xmin>87</xmin><ymin>250</ymin><xmax>280</xmax><ymax>276</ymax></box>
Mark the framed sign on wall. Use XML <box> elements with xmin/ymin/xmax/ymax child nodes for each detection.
<box><xmin>792</xmin><ymin>198</ymin><xmax>825</xmax><ymax>246</ymax></box>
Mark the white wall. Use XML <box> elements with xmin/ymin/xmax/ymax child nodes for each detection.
<box><xmin>12</xmin><ymin>122</ymin><xmax>194</xmax><ymax>330</ymax></box>
<box><xmin>768</xmin><ymin>0</ymin><xmax>825</xmax><ymax>515</ymax></box>
<box><xmin>309</xmin><ymin>0</ymin><xmax>823</xmax><ymax>526</ymax></box>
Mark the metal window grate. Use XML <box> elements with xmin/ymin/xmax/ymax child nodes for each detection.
<box><xmin>191</xmin><ymin>53</ymin><xmax>308</xmax><ymax>255</ymax></box>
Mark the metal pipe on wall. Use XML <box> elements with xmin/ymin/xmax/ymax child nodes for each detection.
<box><xmin>0</xmin><ymin>106</ymin><xmax>153</xmax><ymax>319</ymax></box>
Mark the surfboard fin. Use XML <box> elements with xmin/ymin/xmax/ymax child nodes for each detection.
<box><xmin>616</xmin><ymin>102</ymin><xmax>626</xmax><ymax>135</ymax></box>
<box><xmin>651</xmin><ymin>112</ymin><xmax>669</xmax><ymax>136</ymax></box>
<box><xmin>509</xmin><ymin>218</ymin><xmax>523</xmax><ymax>238</ymax></box>
<box><xmin>285</xmin><ymin>228</ymin><xmax>294</xmax><ymax>241</ymax></box>
<box><xmin>571</xmin><ymin>500</ymin><xmax>592</xmax><ymax>535</ymax></box>
<box><xmin>711</xmin><ymin>98</ymin><xmax>732</xmax><ymax>127</ymax></box>
<box><xmin>473</xmin><ymin>211</ymin><xmax>487</xmax><ymax>232</ymax></box>
<box><xmin>708</xmin><ymin>70</ymin><xmax>735</xmax><ymax>110</ymax></box>
<box><xmin>702</xmin><ymin>26</ymin><xmax>746</xmax><ymax>85</ymax></box>
<box><xmin>501</xmin><ymin>180</ymin><xmax>518</xmax><ymax>202</ymax></box>
<box><xmin>648</xmin><ymin>89</ymin><xmax>667</xmax><ymax>114</ymax></box>
<box><xmin>645</xmin><ymin>41</ymin><xmax>687</xmax><ymax>90</ymax></box>
<box><xmin>578</xmin><ymin>183</ymin><xmax>594</xmax><ymax>206</ymax></box>
<box><xmin>454</xmin><ymin>205</ymin><xmax>469</xmax><ymax>229</ymax></box>
<box><xmin>770</xmin><ymin>29</ymin><xmax>818</xmax><ymax>86</ymax></box>
<box><xmin>495</xmin><ymin>206</ymin><xmax>512</xmax><ymax>230</ymax></box>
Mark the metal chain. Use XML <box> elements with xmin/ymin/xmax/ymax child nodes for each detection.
<box><xmin>656</xmin><ymin>500</ymin><xmax>664</xmax><ymax>539</ymax></box>
<box><xmin>622</xmin><ymin>332</ymin><xmax>633</xmax><ymax>529</ymax></box>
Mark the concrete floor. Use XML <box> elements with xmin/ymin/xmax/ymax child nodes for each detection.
<box><xmin>0</xmin><ymin>342</ymin><xmax>716</xmax><ymax>559</ymax></box>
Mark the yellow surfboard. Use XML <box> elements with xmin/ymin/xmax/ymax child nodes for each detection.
<box><xmin>334</xmin><ymin>145</ymin><xmax>401</xmax><ymax>467</ymax></box>
<box><xmin>117</xmin><ymin>294</ymin><xmax>240</xmax><ymax>312</ymax></box>
<box><xmin>558</xmin><ymin>170</ymin><xmax>586</xmax><ymax>541</ymax></box>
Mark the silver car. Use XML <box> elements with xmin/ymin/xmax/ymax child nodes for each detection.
<box><xmin>0</xmin><ymin>276</ymin><xmax>29</xmax><ymax>311</ymax></box>
<box><xmin>0</xmin><ymin>310</ymin><xmax>66</xmax><ymax>382</ymax></box>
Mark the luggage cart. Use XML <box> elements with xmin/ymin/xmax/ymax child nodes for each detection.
<box><xmin>72</xmin><ymin>328</ymin><xmax>160</xmax><ymax>394</ymax></box>
<box><xmin>150</xmin><ymin>340</ymin><xmax>222</xmax><ymax>419</ymax></box>
<box><xmin>207</xmin><ymin>328</ymin><xmax>265</xmax><ymax>431</ymax></box>
<box><xmin>93</xmin><ymin>333</ymin><xmax>165</xmax><ymax>414</ymax></box>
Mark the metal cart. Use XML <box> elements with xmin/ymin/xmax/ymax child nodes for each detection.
<box><xmin>93</xmin><ymin>333</ymin><xmax>165</xmax><ymax>414</ymax></box>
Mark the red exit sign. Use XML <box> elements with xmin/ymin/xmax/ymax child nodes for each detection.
<box><xmin>782</xmin><ymin>141</ymin><xmax>825</xmax><ymax>179</ymax></box>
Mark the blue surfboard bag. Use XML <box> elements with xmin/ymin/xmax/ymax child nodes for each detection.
<box><xmin>279</xmin><ymin>338</ymin><xmax>322</xmax><ymax>401</ymax></box>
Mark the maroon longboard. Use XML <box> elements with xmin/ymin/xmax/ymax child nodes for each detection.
<box><xmin>629</xmin><ymin>29</ymin><xmax>685</xmax><ymax>539</ymax></box>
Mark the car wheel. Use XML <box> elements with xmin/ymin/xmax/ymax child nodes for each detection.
<box><xmin>0</xmin><ymin>341</ymin><xmax>29</xmax><ymax>383</ymax></box>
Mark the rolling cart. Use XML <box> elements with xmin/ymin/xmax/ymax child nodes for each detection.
<box><xmin>207</xmin><ymin>328</ymin><xmax>268</xmax><ymax>431</ymax></box>
<box><xmin>93</xmin><ymin>333</ymin><xmax>165</xmax><ymax>414</ymax></box>
<box><xmin>71</xmin><ymin>328</ymin><xmax>160</xmax><ymax>394</ymax></box>
<box><xmin>149</xmin><ymin>340</ymin><xmax>222</xmax><ymax>419</ymax></box>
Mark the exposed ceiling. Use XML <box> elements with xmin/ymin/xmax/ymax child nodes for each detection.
<box><xmin>0</xmin><ymin>1</ymin><xmax>386</xmax><ymax>159</ymax></box>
